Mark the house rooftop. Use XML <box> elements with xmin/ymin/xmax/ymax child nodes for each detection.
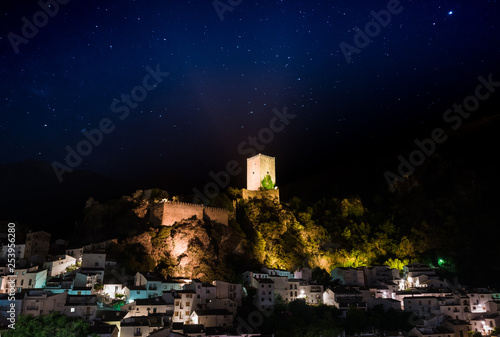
<box><xmin>96</xmin><ymin>310</ymin><xmax>127</xmax><ymax>321</ymax></box>
<box><xmin>141</xmin><ymin>272</ymin><xmax>164</xmax><ymax>282</ymax></box>
<box><xmin>183</xmin><ymin>324</ymin><xmax>205</xmax><ymax>333</ymax></box>
<box><xmin>193</xmin><ymin>309</ymin><xmax>232</xmax><ymax>316</ymax></box>
<box><xmin>89</xmin><ymin>323</ymin><xmax>117</xmax><ymax>334</ymax></box>
<box><xmin>127</xmin><ymin>285</ymin><xmax>147</xmax><ymax>291</ymax></box>
<box><xmin>136</xmin><ymin>297</ymin><xmax>167</xmax><ymax>306</ymax></box>
<box><xmin>254</xmin><ymin>277</ymin><xmax>274</xmax><ymax>283</ymax></box>
<box><xmin>332</xmin><ymin>286</ymin><xmax>362</xmax><ymax>294</ymax></box>
<box><xmin>415</xmin><ymin>327</ymin><xmax>454</xmax><ymax>335</ymax></box>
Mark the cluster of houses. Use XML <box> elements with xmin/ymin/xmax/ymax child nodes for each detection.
<box><xmin>327</xmin><ymin>264</ymin><xmax>500</xmax><ymax>337</ymax></box>
<box><xmin>1</xmin><ymin>231</ymin><xmax>499</xmax><ymax>337</ymax></box>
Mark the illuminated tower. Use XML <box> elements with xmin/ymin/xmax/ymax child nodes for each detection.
<box><xmin>247</xmin><ymin>153</ymin><xmax>276</xmax><ymax>191</ymax></box>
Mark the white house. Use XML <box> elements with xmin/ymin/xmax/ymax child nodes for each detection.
<box><xmin>190</xmin><ymin>309</ymin><xmax>233</xmax><ymax>328</ymax></box>
<box><xmin>470</xmin><ymin>313</ymin><xmax>500</xmax><ymax>335</ymax></box>
<box><xmin>121</xmin><ymin>296</ymin><xmax>168</xmax><ymax>317</ymax></box>
<box><xmin>252</xmin><ymin>277</ymin><xmax>274</xmax><ymax>312</ymax></box>
<box><xmin>124</xmin><ymin>285</ymin><xmax>148</xmax><ymax>303</ymax></box>
<box><xmin>0</xmin><ymin>243</ymin><xmax>25</xmax><ymax>260</ymax></box>
<box><xmin>103</xmin><ymin>283</ymin><xmax>126</xmax><ymax>300</ymax></box>
<box><xmin>65</xmin><ymin>247</ymin><xmax>84</xmax><ymax>262</ymax></box>
<box><xmin>331</xmin><ymin>267</ymin><xmax>365</xmax><ymax>287</ymax></box>
<box><xmin>172</xmin><ymin>290</ymin><xmax>197</xmax><ymax>323</ymax></box>
<box><xmin>439</xmin><ymin>296</ymin><xmax>469</xmax><ymax>321</ymax></box>
<box><xmin>261</xmin><ymin>267</ymin><xmax>292</xmax><ymax>278</ymax></box>
<box><xmin>212</xmin><ymin>280</ymin><xmax>243</xmax><ymax>307</ymax></box>
<box><xmin>120</xmin><ymin>315</ymin><xmax>164</xmax><ymax>337</ymax></box>
<box><xmin>21</xmin><ymin>290</ymin><xmax>67</xmax><ymax>317</ymax></box>
<box><xmin>242</xmin><ymin>271</ymin><xmax>269</xmax><ymax>285</ymax></box>
<box><xmin>184</xmin><ymin>280</ymin><xmax>216</xmax><ymax>310</ymax></box>
<box><xmin>14</xmin><ymin>267</ymin><xmax>47</xmax><ymax>291</ymax></box>
<box><xmin>322</xmin><ymin>286</ymin><xmax>367</xmax><ymax>316</ymax></box>
<box><xmin>404</xmin><ymin>296</ymin><xmax>441</xmax><ymax>317</ymax></box>
<box><xmin>64</xmin><ymin>295</ymin><xmax>97</xmax><ymax>322</ymax></box>
<box><xmin>207</xmin><ymin>298</ymin><xmax>238</xmax><ymax>316</ymax></box>
<box><xmin>43</xmin><ymin>255</ymin><xmax>77</xmax><ymax>277</ymax></box>
<box><xmin>134</xmin><ymin>272</ymin><xmax>165</xmax><ymax>298</ymax></box>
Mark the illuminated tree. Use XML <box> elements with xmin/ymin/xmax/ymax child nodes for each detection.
<box><xmin>261</xmin><ymin>174</ymin><xmax>275</xmax><ymax>190</ymax></box>
<box><xmin>3</xmin><ymin>312</ymin><xmax>98</xmax><ymax>337</ymax></box>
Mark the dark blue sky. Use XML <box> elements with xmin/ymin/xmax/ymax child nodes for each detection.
<box><xmin>1</xmin><ymin>0</ymin><xmax>499</xmax><ymax>189</ymax></box>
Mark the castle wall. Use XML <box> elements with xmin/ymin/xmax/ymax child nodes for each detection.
<box><xmin>162</xmin><ymin>202</ymin><xmax>204</xmax><ymax>226</ymax></box>
<box><xmin>203</xmin><ymin>206</ymin><xmax>229</xmax><ymax>226</ymax></box>
<box><xmin>161</xmin><ymin>202</ymin><xmax>229</xmax><ymax>226</ymax></box>
<box><xmin>242</xmin><ymin>189</ymin><xmax>280</xmax><ymax>203</ymax></box>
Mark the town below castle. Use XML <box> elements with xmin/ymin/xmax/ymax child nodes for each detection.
<box><xmin>0</xmin><ymin>154</ymin><xmax>498</xmax><ymax>337</ymax></box>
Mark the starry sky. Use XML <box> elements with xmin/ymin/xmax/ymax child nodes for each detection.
<box><xmin>1</xmin><ymin>0</ymin><xmax>499</xmax><ymax>191</ymax></box>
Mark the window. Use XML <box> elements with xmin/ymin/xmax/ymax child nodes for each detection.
<box><xmin>71</xmin><ymin>308</ymin><xmax>75</xmax><ymax>312</ymax></box>
<box><xmin>175</xmin><ymin>301</ymin><xmax>180</xmax><ymax>306</ymax></box>
<box><xmin>174</xmin><ymin>312</ymin><xmax>179</xmax><ymax>316</ymax></box>
<box><xmin>186</xmin><ymin>302</ymin><xmax>190</xmax><ymax>306</ymax></box>
<box><xmin>95</xmin><ymin>262</ymin><xmax>99</xmax><ymax>267</ymax></box>
<box><xmin>185</xmin><ymin>311</ymin><xmax>189</xmax><ymax>315</ymax></box>
<box><xmin>21</xmin><ymin>279</ymin><xmax>24</xmax><ymax>286</ymax></box>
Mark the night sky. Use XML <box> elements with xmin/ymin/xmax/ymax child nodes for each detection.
<box><xmin>1</xmin><ymin>0</ymin><xmax>499</xmax><ymax>193</ymax></box>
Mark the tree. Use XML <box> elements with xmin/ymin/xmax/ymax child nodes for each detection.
<box><xmin>3</xmin><ymin>312</ymin><xmax>98</xmax><ymax>337</ymax></box>
<box><xmin>261</xmin><ymin>174</ymin><xmax>275</xmax><ymax>190</ymax></box>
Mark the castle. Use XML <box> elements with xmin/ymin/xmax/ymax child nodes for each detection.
<box><xmin>242</xmin><ymin>153</ymin><xmax>280</xmax><ymax>202</ymax></box>
<box><xmin>159</xmin><ymin>153</ymin><xmax>279</xmax><ymax>226</ymax></box>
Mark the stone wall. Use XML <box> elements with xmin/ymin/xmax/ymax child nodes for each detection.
<box><xmin>162</xmin><ymin>202</ymin><xmax>204</xmax><ymax>226</ymax></box>
<box><xmin>161</xmin><ymin>202</ymin><xmax>229</xmax><ymax>226</ymax></box>
<box><xmin>203</xmin><ymin>206</ymin><xmax>229</xmax><ymax>226</ymax></box>
<box><xmin>242</xmin><ymin>188</ymin><xmax>280</xmax><ymax>203</ymax></box>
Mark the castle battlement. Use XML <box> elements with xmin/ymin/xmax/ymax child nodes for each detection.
<box><xmin>161</xmin><ymin>201</ymin><xmax>228</xmax><ymax>226</ymax></box>
<box><xmin>163</xmin><ymin>201</ymin><xmax>204</xmax><ymax>207</ymax></box>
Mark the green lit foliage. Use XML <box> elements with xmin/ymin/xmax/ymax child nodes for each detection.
<box><xmin>2</xmin><ymin>312</ymin><xmax>98</xmax><ymax>337</ymax></box>
<box><xmin>261</xmin><ymin>174</ymin><xmax>275</xmax><ymax>190</ymax></box>
<box><xmin>341</xmin><ymin>198</ymin><xmax>364</xmax><ymax>218</ymax></box>
<box><xmin>384</xmin><ymin>258</ymin><xmax>409</xmax><ymax>271</ymax></box>
<box><xmin>237</xmin><ymin>193</ymin><xmax>423</xmax><ymax>274</ymax></box>
<box><xmin>226</xmin><ymin>187</ymin><xmax>242</xmax><ymax>200</ymax></box>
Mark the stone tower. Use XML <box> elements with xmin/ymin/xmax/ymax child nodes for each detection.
<box><xmin>247</xmin><ymin>153</ymin><xmax>276</xmax><ymax>191</ymax></box>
